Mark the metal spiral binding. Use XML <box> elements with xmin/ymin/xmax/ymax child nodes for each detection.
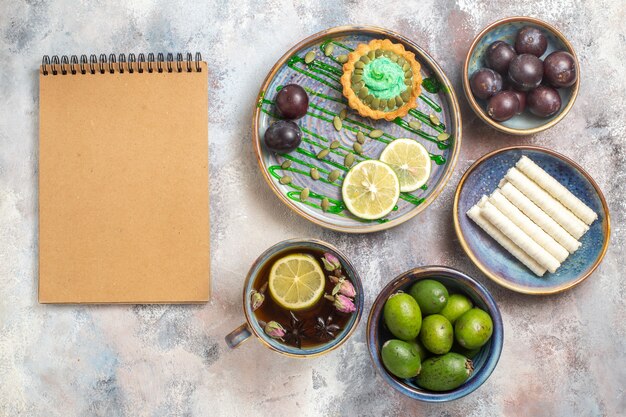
<box><xmin>41</xmin><ymin>52</ymin><xmax>203</xmax><ymax>75</ymax></box>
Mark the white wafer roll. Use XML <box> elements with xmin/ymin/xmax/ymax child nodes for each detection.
<box><xmin>467</xmin><ymin>200</ymin><xmax>547</xmax><ymax>277</ymax></box>
<box><xmin>480</xmin><ymin>200</ymin><xmax>561</xmax><ymax>273</ymax></box>
<box><xmin>489</xmin><ymin>190</ymin><xmax>569</xmax><ymax>263</ymax></box>
<box><xmin>500</xmin><ymin>182</ymin><xmax>581</xmax><ymax>254</ymax></box>
<box><xmin>504</xmin><ymin>167</ymin><xmax>589</xmax><ymax>239</ymax></box>
<box><xmin>516</xmin><ymin>156</ymin><xmax>597</xmax><ymax>225</ymax></box>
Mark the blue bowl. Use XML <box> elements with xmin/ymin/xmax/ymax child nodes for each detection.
<box><xmin>462</xmin><ymin>16</ymin><xmax>580</xmax><ymax>135</ymax></box>
<box><xmin>454</xmin><ymin>146</ymin><xmax>610</xmax><ymax>294</ymax></box>
<box><xmin>366</xmin><ymin>266</ymin><xmax>504</xmax><ymax>402</ymax></box>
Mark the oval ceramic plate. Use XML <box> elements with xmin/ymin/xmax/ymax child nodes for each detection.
<box><xmin>253</xmin><ymin>26</ymin><xmax>461</xmax><ymax>233</ymax></box>
<box><xmin>454</xmin><ymin>146</ymin><xmax>610</xmax><ymax>294</ymax></box>
<box><xmin>463</xmin><ymin>16</ymin><xmax>580</xmax><ymax>135</ymax></box>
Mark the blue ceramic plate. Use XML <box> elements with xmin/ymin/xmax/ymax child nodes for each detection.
<box><xmin>454</xmin><ymin>146</ymin><xmax>610</xmax><ymax>294</ymax></box>
<box><xmin>367</xmin><ymin>266</ymin><xmax>503</xmax><ymax>402</ymax></box>
<box><xmin>253</xmin><ymin>26</ymin><xmax>461</xmax><ymax>233</ymax></box>
<box><xmin>463</xmin><ymin>16</ymin><xmax>580</xmax><ymax>135</ymax></box>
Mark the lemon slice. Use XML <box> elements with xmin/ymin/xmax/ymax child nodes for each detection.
<box><xmin>342</xmin><ymin>160</ymin><xmax>400</xmax><ymax>220</ymax></box>
<box><xmin>268</xmin><ymin>254</ymin><xmax>325</xmax><ymax>310</ymax></box>
<box><xmin>379</xmin><ymin>138</ymin><xmax>431</xmax><ymax>192</ymax></box>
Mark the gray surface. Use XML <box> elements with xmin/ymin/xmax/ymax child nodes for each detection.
<box><xmin>1</xmin><ymin>1</ymin><xmax>625</xmax><ymax>416</ymax></box>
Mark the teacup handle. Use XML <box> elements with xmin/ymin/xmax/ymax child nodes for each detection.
<box><xmin>225</xmin><ymin>323</ymin><xmax>252</xmax><ymax>349</ymax></box>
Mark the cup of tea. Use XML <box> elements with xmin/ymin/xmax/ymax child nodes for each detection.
<box><xmin>225</xmin><ymin>238</ymin><xmax>363</xmax><ymax>357</ymax></box>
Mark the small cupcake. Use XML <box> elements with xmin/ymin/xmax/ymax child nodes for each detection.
<box><xmin>340</xmin><ymin>39</ymin><xmax>422</xmax><ymax>121</ymax></box>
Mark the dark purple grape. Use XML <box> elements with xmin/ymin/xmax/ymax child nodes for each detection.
<box><xmin>487</xmin><ymin>90</ymin><xmax>520</xmax><ymax>121</ymax></box>
<box><xmin>508</xmin><ymin>54</ymin><xmax>543</xmax><ymax>91</ymax></box>
<box><xmin>544</xmin><ymin>51</ymin><xmax>577</xmax><ymax>88</ymax></box>
<box><xmin>485</xmin><ymin>41</ymin><xmax>517</xmax><ymax>74</ymax></box>
<box><xmin>508</xmin><ymin>88</ymin><xmax>527</xmax><ymax>114</ymax></box>
<box><xmin>515</xmin><ymin>26</ymin><xmax>548</xmax><ymax>57</ymax></box>
<box><xmin>275</xmin><ymin>84</ymin><xmax>309</xmax><ymax>119</ymax></box>
<box><xmin>470</xmin><ymin>68</ymin><xmax>503</xmax><ymax>100</ymax></box>
<box><xmin>264</xmin><ymin>120</ymin><xmax>302</xmax><ymax>153</ymax></box>
<box><xmin>527</xmin><ymin>85</ymin><xmax>562</xmax><ymax>118</ymax></box>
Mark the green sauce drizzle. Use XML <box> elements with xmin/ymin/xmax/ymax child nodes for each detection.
<box><xmin>422</xmin><ymin>77</ymin><xmax>441</xmax><ymax>94</ymax></box>
<box><xmin>262</xmin><ymin>42</ymin><xmax>454</xmax><ymax>220</ymax></box>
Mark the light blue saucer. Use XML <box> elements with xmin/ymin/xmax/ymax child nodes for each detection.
<box><xmin>454</xmin><ymin>146</ymin><xmax>610</xmax><ymax>294</ymax></box>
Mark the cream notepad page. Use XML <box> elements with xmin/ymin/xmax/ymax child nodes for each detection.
<box><xmin>38</xmin><ymin>58</ymin><xmax>209</xmax><ymax>303</ymax></box>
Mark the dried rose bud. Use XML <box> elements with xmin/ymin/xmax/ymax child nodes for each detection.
<box><xmin>250</xmin><ymin>290</ymin><xmax>264</xmax><ymax>311</ymax></box>
<box><xmin>330</xmin><ymin>276</ymin><xmax>356</xmax><ymax>298</ymax></box>
<box><xmin>264</xmin><ymin>321</ymin><xmax>286</xmax><ymax>340</ymax></box>
<box><xmin>337</xmin><ymin>279</ymin><xmax>356</xmax><ymax>298</ymax></box>
<box><xmin>322</xmin><ymin>252</ymin><xmax>341</xmax><ymax>272</ymax></box>
<box><xmin>332</xmin><ymin>294</ymin><xmax>356</xmax><ymax>314</ymax></box>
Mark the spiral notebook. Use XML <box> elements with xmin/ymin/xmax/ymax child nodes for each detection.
<box><xmin>38</xmin><ymin>53</ymin><xmax>209</xmax><ymax>303</ymax></box>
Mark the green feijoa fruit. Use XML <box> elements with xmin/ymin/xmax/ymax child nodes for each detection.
<box><xmin>381</xmin><ymin>340</ymin><xmax>421</xmax><ymax>379</ymax></box>
<box><xmin>408</xmin><ymin>338</ymin><xmax>431</xmax><ymax>361</ymax></box>
<box><xmin>409</xmin><ymin>279</ymin><xmax>449</xmax><ymax>315</ymax></box>
<box><xmin>419</xmin><ymin>314</ymin><xmax>453</xmax><ymax>355</ymax></box>
<box><xmin>383</xmin><ymin>293</ymin><xmax>422</xmax><ymax>341</ymax></box>
<box><xmin>415</xmin><ymin>353</ymin><xmax>474</xmax><ymax>391</ymax></box>
<box><xmin>455</xmin><ymin>308</ymin><xmax>493</xmax><ymax>349</ymax></box>
<box><xmin>440</xmin><ymin>294</ymin><xmax>473</xmax><ymax>324</ymax></box>
<box><xmin>451</xmin><ymin>341</ymin><xmax>481</xmax><ymax>359</ymax></box>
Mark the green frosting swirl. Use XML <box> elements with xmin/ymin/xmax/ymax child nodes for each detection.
<box><xmin>362</xmin><ymin>57</ymin><xmax>406</xmax><ymax>100</ymax></box>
